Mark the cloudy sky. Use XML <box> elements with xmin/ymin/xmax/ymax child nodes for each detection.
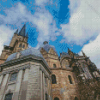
<box><xmin>0</xmin><ymin>0</ymin><xmax>100</xmax><ymax>68</ymax></box>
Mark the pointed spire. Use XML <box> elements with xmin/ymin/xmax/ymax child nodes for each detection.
<box><xmin>26</xmin><ymin>32</ymin><xmax>28</xmax><ymax>38</ymax></box>
<box><xmin>14</xmin><ymin>29</ymin><xmax>18</xmax><ymax>34</ymax></box>
<box><xmin>68</xmin><ymin>48</ymin><xmax>72</xmax><ymax>54</ymax></box>
<box><xmin>19</xmin><ymin>24</ymin><xmax>26</xmax><ymax>37</ymax></box>
<box><xmin>82</xmin><ymin>50</ymin><xmax>87</xmax><ymax>57</ymax></box>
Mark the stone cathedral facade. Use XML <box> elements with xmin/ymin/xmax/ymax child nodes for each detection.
<box><xmin>0</xmin><ymin>25</ymin><xmax>100</xmax><ymax>100</ymax></box>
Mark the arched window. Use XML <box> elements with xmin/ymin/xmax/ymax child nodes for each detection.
<box><xmin>53</xmin><ymin>64</ymin><xmax>56</xmax><ymax>68</ymax></box>
<box><xmin>4</xmin><ymin>93</ymin><xmax>13</xmax><ymax>100</ymax></box>
<box><xmin>66</xmin><ymin>60</ymin><xmax>69</xmax><ymax>68</ymax></box>
<box><xmin>22</xmin><ymin>45</ymin><xmax>25</xmax><ymax>48</ymax></box>
<box><xmin>19</xmin><ymin>43</ymin><xmax>22</xmax><ymax>48</ymax></box>
<box><xmin>74</xmin><ymin>97</ymin><xmax>78</xmax><ymax>100</ymax></box>
<box><xmin>68</xmin><ymin>75</ymin><xmax>73</xmax><ymax>84</ymax></box>
<box><xmin>52</xmin><ymin>74</ymin><xmax>57</xmax><ymax>84</ymax></box>
<box><xmin>54</xmin><ymin>97</ymin><xmax>59</xmax><ymax>100</ymax></box>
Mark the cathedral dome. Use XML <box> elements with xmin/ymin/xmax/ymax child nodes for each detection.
<box><xmin>6</xmin><ymin>48</ymin><xmax>44</xmax><ymax>62</ymax></box>
<box><xmin>39</xmin><ymin>41</ymin><xmax>57</xmax><ymax>53</ymax></box>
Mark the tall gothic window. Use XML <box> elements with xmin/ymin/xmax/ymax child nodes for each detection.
<box><xmin>53</xmin><ymin>64</ymin><xmax>56</xmax><ymax>68</ymax></box>
<box><xmin>4</xmin><ymin>93</ymin><xmax>13</xmax><ymax>100</ymax></box>
<box><xmin>68</xmin><ymin>75</ymin><xmax>73</xmax><ymax>84</ymax></box>
<box><xmin>54</xmin><ymin>97</ymin><xmax>59</xmax><ymax>100</ymax></box>
<box><xmin>10</xmin><ymin>73</ymin><xmax>17</xmax><ymax>81</ymax></box>
<box><xmin>52</xmin><ymin>74</ymin><xmax>57</xmax><ymax>84</ymax></box>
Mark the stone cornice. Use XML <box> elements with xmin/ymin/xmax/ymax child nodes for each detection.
<box><xmin>0</xmin><ymin>55</ymin><xmax>51</xmax><ymax>74</ymax></box>
<box><xmin>0</xmin><ymin>64</ymin><xmax>30</xmax><ymax>75</ymax></box>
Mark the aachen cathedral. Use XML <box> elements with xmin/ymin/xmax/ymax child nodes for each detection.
<box><xmin>0</xmin><ymin>25</ymin><xmax>100</xmax><ymax>100</ymax></box>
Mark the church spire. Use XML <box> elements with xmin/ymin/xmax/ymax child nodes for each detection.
<box><xmin>14</xmin><ymin>29</ymin><xmax>18</xmax><ymax>34</ymax></box>
<box><xmin>19</xmin><ymin>24</ymin><xmax>26</xmax><ymax>37</ymax></box>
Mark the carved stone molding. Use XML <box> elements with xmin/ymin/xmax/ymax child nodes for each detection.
<box><xmin>0</xmin><ymin>65</ymin><xmax>30</xmax><ymax>76</ymax></box>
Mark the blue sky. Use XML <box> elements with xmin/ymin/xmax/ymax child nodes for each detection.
<box><xmin>0</xmin><ymin>0</ymin><xmax>100</xmax><ymax>68</ymax></box>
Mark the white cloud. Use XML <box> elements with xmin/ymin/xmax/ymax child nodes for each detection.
<box><xmin>80</xmin><ymin>34</ymin><xmax>100</xmax><ymax>69</ymax></box>
<box><xmin>0</xmin><ymin>2</ymin><xmax>59</xmax><ymax>55</ymax></box>
<box><xmin>0</xmin><ymin>25</ymin><xmax>15</xmax><ymax>54</ymax></box>
<box><xmin>61</xmin><ymin>0</ymin><xmax>100</xmax><ymax>45</ymax></box>
<box><xmin>35</xmin><ymin>0</ymin><xmax>49</xmax><ymax>6</ymax></box>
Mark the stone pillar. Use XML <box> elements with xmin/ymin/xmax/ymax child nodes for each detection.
<box><xmin>12</xmin><ymin>70</ymin><xmax>23</xmax><ymax>100</ymax></box>
<box><xmin>0</xmin><ymin>75</ymin><xmax>3</xmax><ymax>88</ymax></box>
<box><xmin>40</xmin><ymin>70</ymin><xmax>43</xmax><ymax>100</ymax></box>
<box><xmin>20</xmin><ymin>68</ymin><xmax>29</xmax><ymax>100</ymax></box>
<box><xmin>0</xmin><ymin>74</ymin><xmax>9</xmax><ymax>100</ymax></box>
<box><xmin>43</xmin><ymin>73</ymin><xmax>45</xmax><ymax>100</ymax></box>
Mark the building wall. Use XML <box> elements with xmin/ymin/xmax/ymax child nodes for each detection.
<box><xmin>0</xmin><ymin>61</ymin><xmax>51</xmax><ymax>100</ymax></box>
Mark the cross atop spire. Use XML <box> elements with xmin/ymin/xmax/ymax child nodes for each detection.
<box><xmin>19</xmin><ymin>24</ymin><xmax>26</xmax><ymax>37</ymax></box>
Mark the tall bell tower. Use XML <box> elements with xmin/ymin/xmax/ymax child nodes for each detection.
<box><xmin>0</xmin><ymin>24</ymin><xmax>28</xmax><ymax>64</ymax></box>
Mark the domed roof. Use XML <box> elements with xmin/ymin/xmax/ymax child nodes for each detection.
<box><xmin>6</xmin><ymin>48</ymin><xmax>44</xmax><ymax>62</ymax></box>
<box><xmin>39</xmin><ymin>41</ymin><xmax>56</xmax><ymax>53</ymax></box>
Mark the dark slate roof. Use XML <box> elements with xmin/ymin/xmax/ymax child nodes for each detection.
<box><xmin>6</xmin><ymin>48</ymin><xmax>44</xmax><ymax>62</ymax></box>
<box><xmin>39</xmin><ymin>43</ymin><xmax>57</xmax><ymax>53</ymax></box>
<box><xmin>18</xmin><ymin>24</ymin><xmax>26</xmax><ymax>37</ymax></box>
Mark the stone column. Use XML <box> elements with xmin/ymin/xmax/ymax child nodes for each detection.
<box><xmin>0</xmin><ymin>74</ymin><xmax>9</xmax><ymax>100</ymax></box>
<box><xmin>12</xmin><ymin>70</ymin><xmax>23</xmax><ymax>100</ymax></box>
<box><xmin>0</xmin><ymin>75</ymin><xmax>3</xmax><ymax>88</ymax></box>
<box><xmin>40</xmin><ymin>70</ymin><xmax>43</xmax><ymax>100</ymax></box>
<box><xmin>20</xmin><ymin>68</ymin><xmax>29</xmax><ymax>100</ymax></box>
<box><xmin>43</xmin><ymin>73</ymin><xmax>45</xmax><ymax>100</ymax></box>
